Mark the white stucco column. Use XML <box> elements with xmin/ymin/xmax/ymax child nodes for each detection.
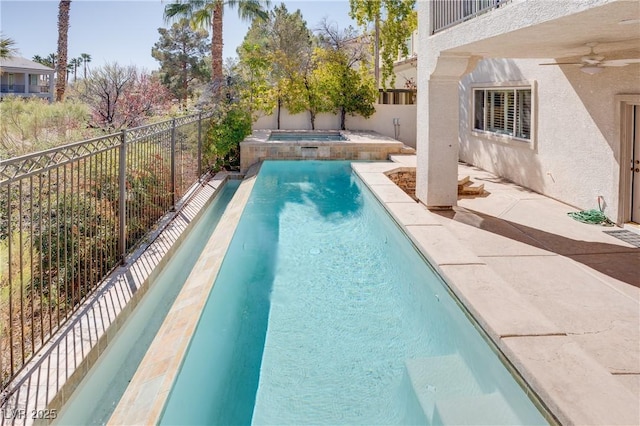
<box><xmin>415</xmin><ymin>1</ymin><xmax>481</xmax><ymax>208</ymax></box>
<box><xmin>416</xmin><ymin>51</ymin><xmax>479</xmax><ymax>208</ymax></box>
<box><xmin>24</xmin><ymin>73</ymin><xmax>28</xmax><ymax>93</ymax></box>
<box><xmin>48</xmin><ymin>73</ymin><xmax>54</xmax><ymax>101</ymax></box>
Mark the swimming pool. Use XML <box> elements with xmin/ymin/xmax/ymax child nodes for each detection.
<box><xmin>268</xmin><ymin>131</ymin><xmax>347</xmax><ymax>141</ymax></box>
<box><xmin>160</xmin><ymin>161</ymin><xmax>547</xmax><ymax>425</ymax></box>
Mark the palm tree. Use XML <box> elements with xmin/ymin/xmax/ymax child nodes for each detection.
<box><xmin>46</xmin><ymin>53</ymin><xmax>57</xmax><ymax>69</ymax></box>
<box><xmin>0</xmin><ymin>35</ymin><xmax>17</xmax><ymax>59</ymax></box>
<box><xmin>55</xmin><ymin>0</ymin><xmax>72</xmax><ymax>101</ymax></box>
<box><xmin>70</xmin><ymin>57</ymin><xmax>82</xmax><ymax>81</ymax></box>
<box><xmin>80</xmin><ymin>52</ymin><xmax>91</xmax><ymax>79</ymax></box>
<box><xmin>164</xmin><ymin>0</ymin><xmax>269</xmax><ymax>95</ymax></box>
<box><xmin>66</xmin><ymin>63</ymin><xmax>74</xmax><ymax>82</ymax></box>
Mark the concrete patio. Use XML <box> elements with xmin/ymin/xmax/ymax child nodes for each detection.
<box><xmin>353</xmin><ymin>156</ymin><xmax>639</xmax><ymax>425</ymax></box>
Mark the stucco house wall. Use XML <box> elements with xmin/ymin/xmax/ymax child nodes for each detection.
<box><xmin>459</xmin><ymin>58</ymin><xmax>639</xmax><ymax>220</ymax></box>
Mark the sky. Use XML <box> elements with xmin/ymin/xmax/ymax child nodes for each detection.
<box><xmin>0</xmin><ymin>0</ymin><xmax>357</xmax><ymax>72</ymax></box>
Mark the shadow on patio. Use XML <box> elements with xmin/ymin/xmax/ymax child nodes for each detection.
<box><xmin>434</xmin><ymin>208</ymin><xmax>640</xmax><ymax>288</ymax></box>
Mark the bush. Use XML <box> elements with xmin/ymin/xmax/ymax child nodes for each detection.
<box><xmin>0</xmin><ymin>97</ymin><xmax>94</xmax><ymax>158</ymax></box>
<box><xmin>205</xmin><ymin>105</ymin><xmax>252</xmax><ymax>171</ymax></box>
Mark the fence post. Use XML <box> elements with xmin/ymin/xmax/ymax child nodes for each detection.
<box><xmin>197</xmin><ymin>112</ymin><xmax>203</xmax><ymax>179</ymax></box>
<box><xmin>170</xmin><ymin>118</ymin><xmax>176</xmax><ymax>211</ymax></box>
<box><xmin>118</xmin><ymin>130</ymin><xmax>127</xmax><ymax>265</ymax></box>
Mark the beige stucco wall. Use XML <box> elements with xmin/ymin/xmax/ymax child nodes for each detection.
<box><xmin>252</xmin><ymin>104</ymin><xmax>417</xmax><ymax>148</ymax></box>
<box><xmin>459</xmin><ymin>58</ymin><xmax>639</xmax><ymax>221</ymax></box>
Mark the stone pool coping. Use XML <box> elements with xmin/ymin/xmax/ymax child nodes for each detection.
<box><xmin>352</xmin><ymin>159</ymin><xmax>639</xmax><ymax>426</ymax></box>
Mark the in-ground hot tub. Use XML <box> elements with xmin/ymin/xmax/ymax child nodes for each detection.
<box><xmin>268</xmin><ymin>130</ymin><xmax>347</xmax><ymax>141</ymax></box>
<box><xmin>240</xmin><ymin>129</ymin><xmax>413</xmax><ymax>172</ymax></box>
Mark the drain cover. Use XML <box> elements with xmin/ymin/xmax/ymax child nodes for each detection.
<box><xmin>603</xmin><ymin>230</ymin><xmax>640</xmax><ymax>248</ymax></box>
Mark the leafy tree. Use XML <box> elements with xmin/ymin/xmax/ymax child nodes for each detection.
<box><xmin>0</xmin><ymin>35</ymin><xmax>17</xmax><ymax>59</ymax></box>
<box><xmin>80</xmin><ymin>52</ymin><xmax>91</xmax><ymax>79</ymax></box>
<box><xmin>55</xmin><ymin>0</ymin><xmax>72</xmax><ymax>101</ymax></box>
<box><xmin>265</xmin><ymin>4</ymin><xmax>315</xmax><ymax>128</ymax></box>
<box><xmin>236</xmin><ymin>17</ymin><xmax>273</xmax><ymax>115</ymax></box>
<box><xmin>314</xmin><ymin>20</ymin><xmax>376</xmax><ymax>130</ymax></box>
<box><xmin>206</xmin><ymin>103</ymin><xmax>252</xmax><ymax>171</ymax></box>
<box><xmin>349</xmin><ymin>0</ymin><xmax>416</xmax><ymax>88</ymax></box>
<box><xmin>78</xmin><ymin>63</ymin><xmax>172</xmax><ymax>130</ymax></box>
<box><xmin>238</xmin><ymin>4</ymin><xmax>315</xmax><ymax>128</ymax></box>
<box><xmin>164</xmin><ymin>0</ymin><xmax>270</xmax><ymax>98</ymax></box>
<box><xmin>152</xmin><ymin>19</ymin><xmax>210</xmax><ymax>107</ymax></box>
<box><xmin>236</xmin><ymin>4</ymin><xmax>333</xmax><ymax>129</ymax></box>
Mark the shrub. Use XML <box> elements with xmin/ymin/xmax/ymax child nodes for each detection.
<box><xmin>0</xmin><ymin>97</ymin><xmax>94</xmax><ymax>158</ymax></box>
<box><xmin>205</xmin><ymin>105</ymin><xmax>252</xmax><ymax>171</ymax></box>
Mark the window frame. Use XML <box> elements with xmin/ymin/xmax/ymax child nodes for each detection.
<box><xmin>470</xmin><ymin>81</ymin><xmax>536</xmax><ymax>148</ymax></box>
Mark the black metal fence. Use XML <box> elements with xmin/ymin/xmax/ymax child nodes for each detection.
<box><xmin>431</xmin><ymin>0</ymin><xmax>508</xmax><ymax>34</ymax></box>
<box><xmin>0</xmin><ymin>112</ymin><xmax>211</xmax><ymax>388</ymax></box>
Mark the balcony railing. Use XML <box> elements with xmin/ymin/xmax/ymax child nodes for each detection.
<box><xmin>431</xmin><ymin>0</ymin><xmax>507</xmax><ymax>34</ymax></box>
<box><xmin>379</xmin><ymin>89</ymin><xmax>416</xmax><ymax>105</ymax></box>
<box><xmin>0</xmin><ymin>85</ymin><xmax>26</xmax><ymax>93</ymax></box>
<box><xmin>0</xmin><ymin>112</ymin><xmax>212</xmax><ymax>390</ymax></box>
<box><xmin>28</xmin><ymin>84</ymin><xmax>50</xmax><ymax>94</ymax></box>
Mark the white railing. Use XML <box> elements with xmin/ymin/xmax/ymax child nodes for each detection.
<box><xmin>431</xmin><ymin>0</ymin><xmax>508</xmax><ymax>33</ymax></box>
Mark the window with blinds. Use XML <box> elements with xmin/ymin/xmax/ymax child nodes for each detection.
<box><xmin>473</xmin><ymin>87</ymin><xmax>532</xmax><ymax>141</ymax></box>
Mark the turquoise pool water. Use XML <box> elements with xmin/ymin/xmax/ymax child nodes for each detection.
<box><xmin>268</xmin><ymin>131</ymin><xmax>347</xmax><ymax>141</ymax></box>
<box><xmin>54</xmin><ymin>180</ymin><xmax>240</xmax><ymax>426</ymax></box>
<box><xmin>160</xmin><ymin>161</ymin><xmax>547</xmax><ymax>425</ymax></box>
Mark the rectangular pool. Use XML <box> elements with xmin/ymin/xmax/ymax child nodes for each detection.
<box><xmin>160</xmin><ymin>161</ymin><xmax>547</xmax><ymax>425</ymax></box>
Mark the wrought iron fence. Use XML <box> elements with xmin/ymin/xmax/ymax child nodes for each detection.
<box><xmin>431</xmin><ymin>0</ymin><xmax>508</xmax><ymax>34</ymax></box>
<box><xmin>0</xmin><ymin>112</ymin><xmax>211</xmax><ymax>388</ymax></box>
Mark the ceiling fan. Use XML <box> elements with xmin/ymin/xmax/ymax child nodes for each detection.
<box><xmin>540</xmin><ymin>42</ymin><xmax>640</xmax><ymax>74</ymax></box>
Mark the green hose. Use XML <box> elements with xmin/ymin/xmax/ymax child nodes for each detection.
<box><xmin>567</xmin><ymin>209</ymin><xmax>615</xmax><ymax>226</ymax></box>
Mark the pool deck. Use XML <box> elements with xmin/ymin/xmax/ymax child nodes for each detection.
<box><xmin>353</xmin><ymin>157</ymin><xmax>639</xmax><ymax>425</ymax></box>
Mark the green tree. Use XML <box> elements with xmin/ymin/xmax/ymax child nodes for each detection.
<box><xmin>80</xmin><ymin>52</ymin><xmax>91</xmax><ymax>79</ymax></box>
<box><xmin>349</xmin><ymin>0</ymin><xmax>416</xmax><ymax>88</ymax></box>
<box><xmin>55</xmin><ymin>0</ymin><xmax>72</xmax><ymax>102</ymax></box>
<box><xmin>314</xmin><ymin>21</ymin><xmax>376</xmax><ymax>130</ymax></box>
<box><xmin>238</xmin><ymin>4</ymin><xmax>315</xmax><ymax>128</ymax></box>
<box><xmin>236</xmin><ymin>35</ymin><xmax>273</xmax><ymax>116</ymax></box>
<box><xmin>265</xmin><ymin>4</ymin><xmax>314</xmax><ymax>129</ymax></box>
<box><xmin>152</xmin><ymin>19</ymin><xmax>210</xmax><ymax>107</ymax></box>
<box><xmin>32</xmin><ymin>53</ymin><xmax>56</xmax><ymax>68</ymax></box>
<box><xmin>164</xmin><ymin>0</ymin><xmax>270</xmax><ymax>98</ymax></box>
<box><xmin>0</xmin><ymin>35</ymin><xmax>17</xmax><ymax>59</ymax></box>
<box><xmin>46</xmin><ymin>53</ymin><xmax>57</xmax><ymax>69</ymax></box>
<box><xmin>69</xmin><ymin>57</ymin><xmax>82</xmax><ymax>82</ymax></box>
<box><xmin>206</xmin><ymin>104</ymin><xmax>252</xmax><ymax>171</ymax></box>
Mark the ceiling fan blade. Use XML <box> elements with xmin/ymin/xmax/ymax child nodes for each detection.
<box><xmin>539</xmin><ymin>62</ymin><xmax>582</xmax><ymax>65</ymax></box>
<box><xmin>600</xmin><ymin>58</ymin><xmax>640</xmax><ymax>67</ymax></box>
